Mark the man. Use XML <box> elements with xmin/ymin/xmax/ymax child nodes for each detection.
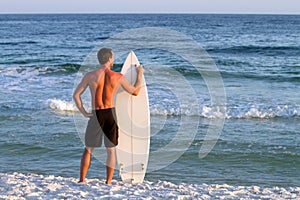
<box><xmin>73</xmin><ymin>48</ymin><xmax>144</xmax><ymax>184</ymax></box>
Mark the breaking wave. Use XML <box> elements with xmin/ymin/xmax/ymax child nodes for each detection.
<box><xmin>47</xmin><ymin>99</ymin><xmax>299</xmax><ymax>119</ymax></box>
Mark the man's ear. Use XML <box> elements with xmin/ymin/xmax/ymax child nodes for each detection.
<box><xmin>109</xmin><ymin>57</ymin><xmax>114</xmax><ymax>66</ymax></box>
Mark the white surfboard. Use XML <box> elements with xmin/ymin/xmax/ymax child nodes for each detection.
<box><xmin>115</xmin><ymin>51</ymin><xmax>150</xmax><ymax>184</ymax></box>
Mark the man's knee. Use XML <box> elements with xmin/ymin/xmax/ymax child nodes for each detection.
<box><xmin>106</xmin><ymin>147</ymin><xmax>115</xmax><ymax>155</ymax></box>
<box><xmin>85</xmin><ymin>147</ymin><xmax>94</xmax><ymax>154</ymax></box>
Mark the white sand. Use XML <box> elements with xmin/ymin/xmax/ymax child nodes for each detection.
<box><xmin>0</xmin><ymin>172</ymin><xmax>299</xmax><ymax>199</ymax></box>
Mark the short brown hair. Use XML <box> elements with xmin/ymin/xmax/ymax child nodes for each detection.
<box><xmin>97</xmin><ymin>48</ymin><xmax>113</xmax><ymax>64</ymax></box>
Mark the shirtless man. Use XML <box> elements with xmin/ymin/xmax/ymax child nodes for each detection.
<box><xmin>73</xmin><ymin>48</ymin><xmax>144</xmax><ymax>184</ymax></box>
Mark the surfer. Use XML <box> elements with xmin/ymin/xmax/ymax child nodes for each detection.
<box><xmin>73</xmin><ymin>48</ymin><xmax>144</xmax><ymax>184</ymax></box>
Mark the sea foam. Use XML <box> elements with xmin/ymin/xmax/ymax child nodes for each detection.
<box><xmin>48</xmin><ymin>98</ymin><xmax>299</xmax><ymax>119</ymax></box>
<box><xmin>48</xmin><ymin>99</ymin><xmax>78</xmax><ymax>112</ymax></box>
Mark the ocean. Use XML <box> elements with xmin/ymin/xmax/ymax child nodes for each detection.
<box><xmin>0</xmin><ymin>14</ymin><xmax>299</xmax><ymax>191</ymax></box>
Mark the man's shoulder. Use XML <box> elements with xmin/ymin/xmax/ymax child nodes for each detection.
<box><xmin>81</xmin><ymin>70</ymin><xmax>98</xmax><ymax>84</ymax></box>
<box><xmin>108</xmin><ymin>70</ymin><xmax>123</xmax><ymax>77</ymax></box>
<box><xmin>114</xmin><ymin>71</ymin><xmax>123</xmax><ymax>76</ymax></box>
<box><xmin>85</xmin><ymin>70</ymin><xmax>99</xmax><ymax>77</ymax></box>
<box><xmin>115</xmin><ymin>71</ymin><xmax>124</xmax><ymax>80</ymax></box>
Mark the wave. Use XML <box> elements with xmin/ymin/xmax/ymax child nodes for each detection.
<box><xmin>169</xmin><ymin>104</ymin><xmax>299</xmax><ymax>119</ymax></box>
<box><xmin>172</xmin><ymin>65</ymin><xmax>300</xmax><ymax>82</ymax></box>
<box><xmin>48</xmin><ymin>99</ymin><xmax>79</xmax><ymax>112</ymax></box>
<box><xmin>3</xmin><ymin>142</ymin><xmax>52</xmax><ymax>154</ymax></box>
<box><xmin>0</xmin><ymin>64</ymin><xmax>80</xmax><ymax>77</ymax></box>
<box><xmin>47</xmin><ymin>99</ymin><xmax>299</xmax><ymax>119</ymax></box>
<box><xmin>1</xmin><ymin>63</ymin><xmax>298</xmax><ymax>85</ymax></box>
<box><xmin>0</xmin><ymin>64</ymin><xmax>123</xmax><ymax>77</ymax></box>
<box><xmin>89</xmin><ymin>36</ymin><xmax>110</xmax><ymax>41</ymax></box>
<box><xmin>0</xmin><ymin>41</ymin><xmax>38</xmax><ymax>46</ymax></box>
<box><xmin>208</xmin><ymin>45</ymin><xmax>300</xmax><ymax>56</ymax></box>
<box><xmin>220</xmin><ymin>71</ymin><xmax>300</xmax><ymax>83</ymax></box>
<box><xmin>226</xmin><ymin>106</ymin><xmax>299</xmax><ymax>119</ymax></box>
<box><xmin>0</xmin><ymin>101</ymin><xmax>42</xmax><ymax>111</ymax></box>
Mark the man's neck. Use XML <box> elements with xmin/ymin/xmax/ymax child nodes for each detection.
<box><xmin>100</xmin><ymin>64</ymin><xmax>111</xmax><ymax>70</ymax></box>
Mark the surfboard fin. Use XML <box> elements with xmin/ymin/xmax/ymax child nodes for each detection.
<box><xmin>141</xmin><ymin>163</ymin><xmax>145</xmax><ymax>171</ymax></box>
<box><xmin>119</xmin><ymin>164</ymin><xmax>124</xmax><ymax>173</ymax></box>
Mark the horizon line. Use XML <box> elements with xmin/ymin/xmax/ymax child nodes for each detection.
<box><xmin>0</xmin><ymin>12</ymin><xmax>299</xmax><ymax>15</ymax></box>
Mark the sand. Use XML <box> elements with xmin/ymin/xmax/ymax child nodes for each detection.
<box><xmin>0</xmin><ymin>172</ymin><xmax>299</xmax><ymax>199</ymax></box>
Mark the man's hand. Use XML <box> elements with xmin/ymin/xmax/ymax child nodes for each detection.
<box><xmin>83</xmin><ymin>112</ymin><xmax>93</xmax><ymax>118</ymax></box>
<box><xmin>120</xmin><ymin>64</ymin><xmax>144</xmax><ymax>96</ymax></box>
<box><xmin>135</xmin><ymin>64</ymin><xmax>144</xmax><ymax>76</ymax></box>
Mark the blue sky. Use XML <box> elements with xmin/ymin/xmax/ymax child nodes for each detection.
<box><xmin>0</xmin><ymin>0</ymin><xmax>300</xmax><ymax>14</ymax></box>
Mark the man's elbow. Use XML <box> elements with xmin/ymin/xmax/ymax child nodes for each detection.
<box><xmin>73</xmin><ymin>93</ymin><xmax>78</xmax><ymax>101</ymax></box>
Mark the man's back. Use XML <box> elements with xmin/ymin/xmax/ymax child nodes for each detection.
<box><xmin>87</xmin><ymin>68</ymin><xmax>122</xmax><ymax>110</ymax></box>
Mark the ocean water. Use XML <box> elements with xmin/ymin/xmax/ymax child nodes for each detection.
<box><xmin>0</xmin><ymin>14</ymin><xmax>299</xmax><ymax>188</ymax></box>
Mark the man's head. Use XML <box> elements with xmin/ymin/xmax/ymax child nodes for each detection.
<box><xmin>97</xmin><ymin>48</ymin><xmax>114</xmax><ymax>66</ymax></box>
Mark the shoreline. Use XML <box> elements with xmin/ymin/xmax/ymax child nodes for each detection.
<box><xmin>1</xmin><ymin>172</ymin><xmax>299</xmax><ymax>199</ymax></box>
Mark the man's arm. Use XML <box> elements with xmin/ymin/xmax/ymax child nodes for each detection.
<box><xmin>73</xmin><ymin>74</ymin><xmax>93</xmax><ymax>118</ymax></box>
<box><xmin>119</xmin><ymin>65</ymin><xmax>144</xmax><ymax>96</ymax></box>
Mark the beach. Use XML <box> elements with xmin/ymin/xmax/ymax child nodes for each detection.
<box><xmin>1</xmin><ymin>172</ymin><xmax>299</xmax><ymax>199</ymax></box>
<box><xmin>0</xmin><ymin>14</ymin><xmax>299</xmax><ymax>199</ymax></box>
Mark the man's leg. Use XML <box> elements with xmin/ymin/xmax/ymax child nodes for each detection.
<box><xmin>105</xmin><ymin>147</ymin><xmax>116</xmax><ymax>184</ymax></box>
<box><xmin>79</xmin><ymin>147</ymin><xmax>94</xmax><ymax>182</ymax></box>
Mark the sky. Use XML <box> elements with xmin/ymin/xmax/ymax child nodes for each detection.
<box><xmin>0</xmin><ymin>0</ymin><xmax>300</xmax><ymax>14</ymax></box>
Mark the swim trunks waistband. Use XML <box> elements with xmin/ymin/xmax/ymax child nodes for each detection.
<box><xmin>92</xmin><ymin>108</ymin><xmax>115</xmax><ymax>114</ymax></box>
<box><xmin>93</xmin><ymin>107</ymin><xmax>115</xmax><ymax>112</ymax></box>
